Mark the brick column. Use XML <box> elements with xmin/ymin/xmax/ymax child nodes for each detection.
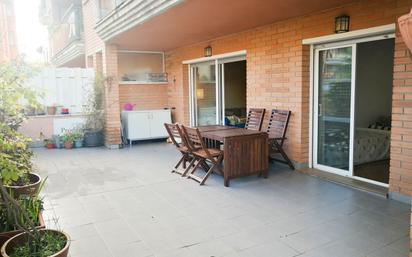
<box><xmin>391</xmin><ymin>31</ymin><xmax>412</xmax><ymax>256</ymax></box>
<box><xmin>102</xmin><ymin>44</ymin><xmax>121</xmax><ymax>148</ymax></box>
<box><xmin>95</xmin><ymin>52</ymin><xmax>103</xmax><ymax>74</ymax></box>
<box><xmin>390</xmin><ymin>32</ymin><xmax>412</xmax><ymax>201</ymax></box>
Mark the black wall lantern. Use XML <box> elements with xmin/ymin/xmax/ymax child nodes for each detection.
<box><xmin>335</xmin><ymin>15</ymin><xmax>350</xmax><ymax>33</ymax></box>
<box><xmin>204</xmin><ymin>46</ymin><xmax>212</xmax><ymax>57</ymax></box>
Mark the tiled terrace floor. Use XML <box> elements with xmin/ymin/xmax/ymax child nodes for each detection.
<box><xmin>34</xmin><ymin>142</ymin><xmax>410</xmax><ymax>257</ymax></box>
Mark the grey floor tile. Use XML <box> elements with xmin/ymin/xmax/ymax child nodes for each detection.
<box><xmin>31</xmin><ymin>144</ymin><xmax>410</xmax><ymax>257</ymax></box>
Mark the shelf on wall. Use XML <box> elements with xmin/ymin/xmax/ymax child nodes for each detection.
<box><xmin>119</xmin><ymin>81</ymin><xmax>168</xmax><ymax>85</ymax></box>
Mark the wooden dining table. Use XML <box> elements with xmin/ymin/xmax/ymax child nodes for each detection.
<box><xmin>196</xmin><ymin>125</ymin><xmax>268</xmax><ymax>186</ymax></box>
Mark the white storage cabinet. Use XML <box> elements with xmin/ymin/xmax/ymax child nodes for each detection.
<box><xmin>121</xmin><ymin>109</ymin><xmax>171</xmax><ymax>146</ymax></box>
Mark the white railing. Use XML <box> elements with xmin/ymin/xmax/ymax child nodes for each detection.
<box><xmin>95</xmin><ymin>0</ymin><xmax>184</xmax><ymax>42</ymax></box>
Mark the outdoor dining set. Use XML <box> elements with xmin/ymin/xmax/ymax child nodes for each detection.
<box><xmin>164</xmin><ymin>108</ymin><xmax>294</xmax><ymax>187</ymax></box>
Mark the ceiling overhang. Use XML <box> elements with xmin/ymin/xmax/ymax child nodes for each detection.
<box><xmin>97</xmin><ymin>0</ymin><xmax>355</xmax><ymax>51</ymax></box>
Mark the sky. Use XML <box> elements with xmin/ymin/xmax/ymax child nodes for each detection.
<box><xmin>14</xmin><ymin>0</ymin><xmax>49</xmax><ymax>63</ymax></box>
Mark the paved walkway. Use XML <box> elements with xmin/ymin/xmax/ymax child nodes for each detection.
<box><xmin>33</xmin><ymin>142</ymin><xmax>409</xmax><ymax>257</ymax></box>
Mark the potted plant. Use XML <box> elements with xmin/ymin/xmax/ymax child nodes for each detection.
<box><xmin>43</xmin><ymin>139</ymin><xmax>54</xmax><ymax>149</ymax></box>
<box><xmin>0</xmin><ymin>179</ymin><xmax>46</xmax><ymax>247</ymax></box>
<box><xmin>46</xmin><ymin>105</ymin><xmax>56</xmax><ymax>115</ymax></box>
<box><xmin>73</xmin><ymin>132</ymin><xmax>83</xmax><ymax>148</ymax></box>
<box><xmin>60</xmin><ymin>131</ymin><xmax>75</xmax><ymax>149</ymax></box>
<box><xmin>0</xmin><ymin>178</ymin><xmax>70</xmax><ymax>257</ymax></box>
<box><xmin>1</xmin><ymin>229</ymin><xmax>70</xmax><ymax>257</ymax></box>
<box><xmin>52</xmin><ymin>135</ymin><xmax>62</xmax><ymax>149</ymax></box>
<box><xmin>83</xmin><ymin>74</ymin><xmax>106</xmax><ymax>147</ymax></box>
<box><xmin>0</xmin><ymin>124</ymin><xmax>42</xmax><ymax>198</ymax></box>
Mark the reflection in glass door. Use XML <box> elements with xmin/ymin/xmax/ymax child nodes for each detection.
<box><xmin>314</xmin><ymin>45</ymin><xmax>355</xmax><ymax>176</ymax></box>
<box><xmin>192</xmin><ymin>62</ymin><xmax>217</xmax><ymax>126</ymax></box>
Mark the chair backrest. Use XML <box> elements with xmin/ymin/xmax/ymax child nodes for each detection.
<box><xmin>181</xmin><ymin>126</ymin><xmax>205</xmax><ymax>151</ymax></box>
<box><xmin>245</xmin><ymin>108</ymin><xmax>266</xmax><ymax>131</ymax></box>
<box><xmin>266</xmin><ymin>109</ymin><xmax>291</xmax><ymax>144</ymax></box>
<box><xmin>164</xmin><ymin>123</ymin><xmax>184</xmax><ymax>148</ymax></box>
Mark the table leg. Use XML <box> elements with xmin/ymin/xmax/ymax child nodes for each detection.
<box><xmin>224</xmin><ymin>177</ymin><xmax>230</xmax><ymax>187</ymax></box>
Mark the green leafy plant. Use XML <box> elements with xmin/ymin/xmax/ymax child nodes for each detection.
<box><xmin>60</xmin><ymin>130</ymin><xmax>76</xmax><ymax>143</ymax></box>
<box><xmin>9</xmin><ymin>230</ymin><xmax>67</xmax><ymax>257</ymax></box>
<box><xmin>0</xmin><ymin>179</ymin><xmax>46</xmax><ymax>232</ymax></box>
<box><xmin>0</xmin><ymin>178</ymin><xmax>68</xmax><ymax>257</ymax></box>
<box><xmin>43</xmin><ymin>139</ymin><xmax>53</xmax><ymax>146</ymax></box>
<box><xmin>0</xmin><ymin>123</ymin><xmax>33</xmax><ymax>186</ymax></box>
<box><xmin>0</xmin><ymin>60</ymin><xmax>42</xmax><ymax>130</ymax></box>
<box><xmin>83</xmin><ymin>74</ymin><xmax>106</xmax><ymax>133</ymax></box>
<box><xmin>70</xmin><ymin>127</ymin><xmax>84</xmax><ymax>141</ymax></box>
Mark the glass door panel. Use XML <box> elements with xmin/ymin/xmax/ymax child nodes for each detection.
<box><xmin>193</xmin><ymin>62</ymin><xmax>217</xmax><ymax>126</ymax></box>
<box><xmin>315</xmin><ymin>46</ymin><xmax>354</xmax><ymax>173</ymax></box>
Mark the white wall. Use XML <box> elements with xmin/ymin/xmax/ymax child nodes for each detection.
<box><xmin>355</xmin><ymin>39</ymin><xmax>394</xmax><ymax>127</ymax></box>
<box><xmin>28</xmin><ymin>67</ymin><xmax>95</xmax><ymax>113</ymax></box>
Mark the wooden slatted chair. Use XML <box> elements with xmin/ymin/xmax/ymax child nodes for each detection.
<box><xmin>245</xmin><ymin>108</ymin><xmax>266</xmax><ymax>131</ymax></box>
<box><xmin>267</xmin><ymin>109</ymin><xmax>294</xmax><ymax>169</ymax></box>
<box><xmin>164</xmin><ymin>123</ymin><xmax>193</xmax><ymax>176</ymax></box>
<box><xmin>181</xmin><ymin>126</ymin><xmax>224</xmax><ymax>185</ymax></box>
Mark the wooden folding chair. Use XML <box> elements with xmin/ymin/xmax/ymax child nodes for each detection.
<box><xmin>245</xmin><ymin>108</ymin><xmax>266</xmax><ymax>131</ymax></box>
<box><xmin>164</xmin><ymin>123</ymin><xmax>193</xmax><ymax>176</ymax></box>
<box><xmin>181</xmin><ymin>126</ymin><xmax>224</xmax><ymax>185</ymax></box>
<box><xmin>266</xmin><ymin>109</ymin><xmax>294</xmax><ymax>169</ymax></box>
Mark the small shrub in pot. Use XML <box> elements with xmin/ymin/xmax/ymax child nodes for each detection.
<box><xmin>83</xmin><ymin>74</ymin><xmax>107</xmax><ymax>147</ymax></box>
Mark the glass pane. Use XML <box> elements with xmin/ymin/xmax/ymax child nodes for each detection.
<box><xmin>195</xmin><ymin>62</ymin><xmax>216</xmax><ymax>125</ymax></box>
<box><xmin>118</xmin><ymin>52</ymin><xmax>164</xmax><ymax>82</ymax></box>
<box><xmin>317</xmin><ymin>47</ymin><xmax>352</xmax><ymax>170</ymax></box>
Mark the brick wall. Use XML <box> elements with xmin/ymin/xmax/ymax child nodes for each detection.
<box><xmin>102</xmin><ymin>44</ymin><xmax>121</xmax><ymax>147</ymax></box>
<box><xmin>0</xmin><ymin>0</ymin><xmax>18</xmax><ymax>63</ymax></box>
<box><xmin>118</xmin><ymin>84</ymin><xmax>169</xmax><ymax>111</ymax></box>
<box><xmin>83</xmin><ymin>0</ymin><xmax>105</xmax><ymax>56</ymax></box>
<box><xmin>391</xmin><ymin>30</ymin><xmax>412</xmax><ymax>198</ymax></box>
<box><xmin>82</xmin><ymin>0</ymin><xmax>412</xmax><ymax>199</ymax></box>
<box><xmin>84</xmin><ymin>1</ymin><xmax>122</xmax><ymax>146</ymax></box>
<box><xmin>165</xmin><ymin>0</ymin><xmax>411</xmax><ymax>169</ymax></box>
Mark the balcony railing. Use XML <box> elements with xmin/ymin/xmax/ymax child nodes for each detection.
<box><xmin>95</xmin><ymin>0</ymin><xmax>184</xmax><ymax>42</ymax></box>
<box><xmin>50</xmin><ymin>4</ymin><xmax>84</xmax><ymax>67</ymax></box>
<box><xmin>51</xmin><ymin>4</ymin><xmax>83</xmax><ymax>57</ymax></box>
<box><xmin>99</xmin><ymin>0</ymin><xmax>127</xmax><ymax>19</ymax></box>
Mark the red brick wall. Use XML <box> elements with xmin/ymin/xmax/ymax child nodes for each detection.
<box><xmin>391</xmin><ymin>31</ymin><xmax>412</xmax><ymax>197</ymax></box>
<box><xmin>118</xmin><ymin>84</ymin><xmax>169</xmax><ymax>111</ymax></box>
<box><xmin>165</xmin><ymin>0</ymin><xmax>411</xmax><ymax>169</ymax></box>
<box><xmin>102</xmin><ymin>44</ymin><xmax>121</xmax><ymax>146</ymax></box>
<box><xmin>83</xmin><ymin>0</ymin><xmax>105</xmax><ymax>57</ymax></box>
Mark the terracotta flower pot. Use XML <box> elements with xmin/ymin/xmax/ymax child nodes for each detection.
<box><xmin>0</xmin><ymin>212</ymin><xmax>45</xmax><ymax>249</ymax></box>
<box><xmin>4</xmin><ymin>173</ymin><xmax>41</xmax><ymax>198</ymax></box>
<box><xmin>64</xmin><ymin>141</ymin><xmax>73</xmax><ymax>149</ymax></box>
<box><xmin>47</xmin><ymin>106</ymin><xmax>56</xmax><ymax>115</ymax></box>
<box><xmin>1</xmin><ymin>229</ymin><xmax>70</xmax><ymax>257</ymax></box>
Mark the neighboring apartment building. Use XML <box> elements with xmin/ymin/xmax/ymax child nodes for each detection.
<box><xmin>77</xmin><ymin>0</ymin><xmax>412</xmax><ymax>206</ymax></box>
<box><xmin>40</xmin><ymin>0</ymin><xmax>85</xmax><ymax>67</ymax></box>
<box><xmin>0</xmin><ymin>0</ymin><xmax>18</xmax><ymax>63</ymax></box>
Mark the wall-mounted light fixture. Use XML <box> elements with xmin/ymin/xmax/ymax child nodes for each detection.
<box><xmin>204</xmin><ymin>46</ymin><xmax>212</xmax><ymax>57</ymax></box>
<box><xmin>335</xmin><ymin>15</ymin><xmax>350</xmax><ymax>33</ymax></box>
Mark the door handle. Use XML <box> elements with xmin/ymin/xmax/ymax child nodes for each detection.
<box><xmin>318</xmin><ymin>104</ymin><xmax>323</xmax><ymax>117</ymax></box>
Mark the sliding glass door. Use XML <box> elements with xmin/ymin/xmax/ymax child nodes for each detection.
<box><xmin>313</xmin><ymin>45</ymin><xmax>356</xmax><ymax>176</ymax></box>
<box><xmin>189</xmin><ymin>55</ymin><xmax>246</xmax><ymax>126</ymax></box>
<box><xmin>190</xmin><ymin>61</ymin><xmax>218</xmax><ymax>126</ymax></box>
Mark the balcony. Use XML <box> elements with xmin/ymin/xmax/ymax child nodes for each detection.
<box><xmin>50</xmin><ymin>3</ymin><xmax>85</xmax><ymax>67</ymax></box>
<box><xmin>95</xmin><ymin>0</ymin><xmax>183</xmax><ymax>42</ymax></box>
